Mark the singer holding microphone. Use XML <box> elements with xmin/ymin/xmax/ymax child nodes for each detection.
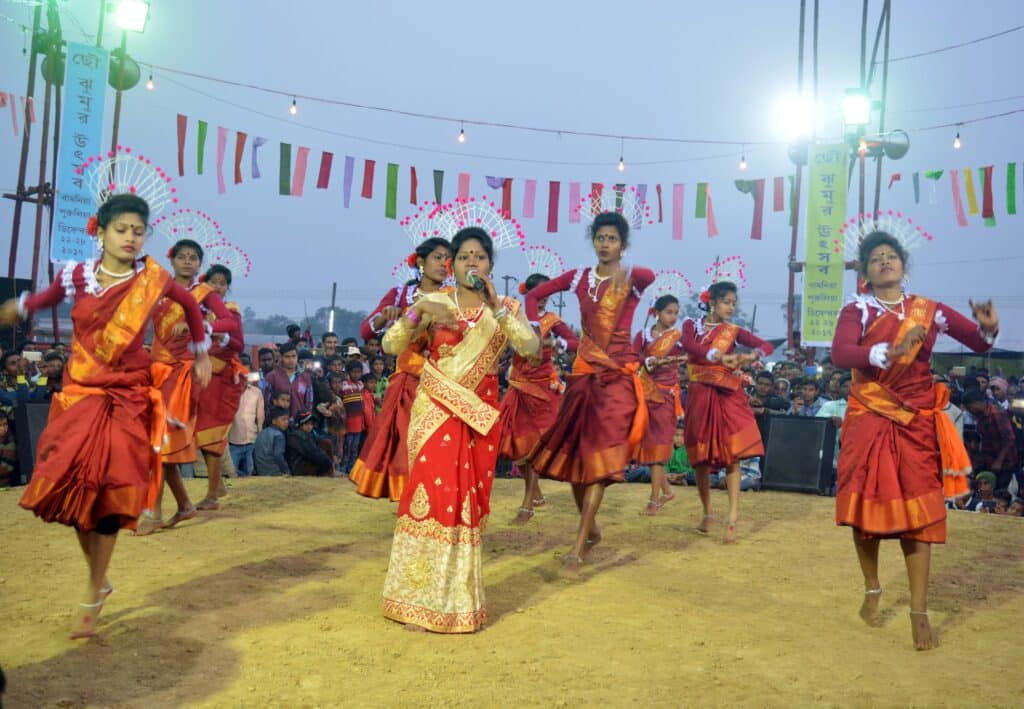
<box><xmin>379</xmin><ymin>226</ymin><xmax>539</xmax><ymax>633</ymax></box>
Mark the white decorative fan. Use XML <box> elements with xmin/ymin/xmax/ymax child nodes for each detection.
<box><xmin>648</xmin><ymin>268</ymin><xmax>695</xmax><ymax>306</ymax></box>
<box><xmin>835</xmin><ymin>210</ymin><xmax>934</xmax><ymax>261</ymax></box>
<box><xmin>703</xmin><ymin>255</ymin><xmax>747</xmax><ymax>290</ymax></box>
<box><xmin>570</xmin><ymin>183</ymin><xmax>654</xmax><ymax>228</ymax></box>
<box><xmin>391</xmin><ymin>259</ymin><xmax>418</xmax><ymax>287</ymax></box>
<box><xmin>399</xmin><ymin>201</ymin><xmax>454</xmax><ymax>245</ymax></box>
<box><xmin>522</xmin><ymin>244</ymin><xmax>565</xmax><ymax>278</ymax></box>
<box><xmin>152</xmin><ymin>208</ymin><xmax>221</xmax><ymax>245</ymax></box>
<box><xmin>204</xmin><ymin>238</ymin><xmax>252</xmax><ymax>279</ymax></box>
<box><xmin>78</xmin><ymin>145</ymin><xmax>178</xmax><ymax>216</ymax></box>
<box><xmin>445</xmin><ymin>196</ymin><xmax>526</xmax><ymax>251</ymax></box>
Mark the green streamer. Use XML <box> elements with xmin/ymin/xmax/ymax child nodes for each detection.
<box><xmin>385</xmin><ymin>162</ymin><xmax>399</xmax><ymax>219</ymax></box>
<box><xmin>196</xmin><ymin>120</ymin><xmax>208</xmax><ymax>175</ymax></box>
<box><xmin>433</xmin><ymin>169</ymin><xmax>444</xmax><ymax>203</ymax></box>
<box><xmin>695</xmin><ymin>182</ymin><xmax>707</xmax><ymax>218</ymax></box>
<box><xmin>279</xmin><ymin>143</ymin><xmax>291</xmax><ymax>196</ymax></box>
<box><xmin>614</xmin><ymin>183</ymin><xmax>625</xmax><ymax>211</ymax></box>
<box><xmin>1007</xmin><ymin>163</ymin><xmax>1017</xmax><ymax>215</ymax></box>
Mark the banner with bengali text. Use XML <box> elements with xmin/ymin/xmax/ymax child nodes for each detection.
<box><xmin>51</xmin><ymin>42</ymin><xmax>108</xmax><ymax>263</ymax></box>
<box><xmin>801</xmin><ymin>143</ymin><xmax>847</xmax><ymax>347</ymax></box>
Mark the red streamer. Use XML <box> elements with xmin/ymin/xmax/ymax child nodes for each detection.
<box><xmin>590</xmin><ymin>182</ymin><xmax>603</xmax><ymax>215</ymax></box>
<box><xmin>981</xmin><ymin>165</ymin><xmax>994</xmax><ymax>218</ymax></box>
<box><xmin>233</xmin><ymin>131</ymin><xmax>247</xmax><ymax>184</ymax></box>
<box><xmin>656</xmin><ymin>184</ymin><xmax>663</xmax><ymax>222</ymax></box>
<box><xmin>501</xmin><ymin>178</ymin><xmax>512</xmax><ymax>218</ymax></box>
<box><xmin>410</xmin><ymin>166</ymin><xmax>418</xmax><ymax>204</ymax></box>
<box><xmin>772</xmin><ymin>176</ymin><xmax>785</xmax><ymax>212</ymax></box>
<box><xmin>749</xmin><ymin>178</ymin><xmax>765</xmax><ymax>240</ymax></box>
<box><xmin>176</xmin><ymin>113</ymin><xmax>187</xmax><ymax>176</ymax></box>
<box><xmin>547</xmin><ymin>181</ymin><xmax>560</xmax><ymax>233</ymax></box>
<box><xmin>361</xmin><ymin>159</ymin><xmax>375</xmax><ymax>198</ymax></box>
<box><xmin>316</xmin><ymin>151</ymin><xmax>333</xmax><ymax>189</ymax></box>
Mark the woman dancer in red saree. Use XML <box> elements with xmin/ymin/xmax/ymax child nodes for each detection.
<box><xmin>350</xmin><ymin>237</ymin><xmax>451</xmax><ymax>501</ymax></box>
<box><xmin>831</xmin><ymin>231</ymin><xmax>997</xmax><ymax>650</ymax></box>
<box><xmin>682</xmin><ymin>281</ymin><xmax>772</xmax><ymax>543</ymax></box>
<box><xmin>380</xmin><ymin>227</ymin><xmax>538</xmax><ymax>632</ymax></box>
<box><xmin>195</xmin><ymin>264</ymin><xmax>246</xmax><ymax>507</ymax></box>
<box><xmin>141</xmin><ymin>239</ymin><xmax>239</xmax><ymax>531</ymax></box>
<box><xmin>634</xmin><ymin>294</ymin><xmax>687</xmax><ymax>515</ymax></box>
<box><xmin>525</xmin><ymin>212</ymin><xmax>654</xmax><ymax>574</ymax></box>
<box><xmin>1</xmin><ymin>194</ymin><xmax>211</xmax><ymax>639</ymax></box>
<box><xmin>501</xmin><ymin>273</ymin><xmax>578</xmax><ymax>525</ymax></box>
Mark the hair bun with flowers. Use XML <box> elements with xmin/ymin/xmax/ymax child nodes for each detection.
<box><xmin>406</xmin><ymin>252</ymin><xmax>419</xmax><ymax>268</ymax></box>
<box><xmin>517</xmin><ymin>282</ymin><xmax>528</xmax><ymax>295</ymax></box>
<box><xmin>165</xmin><ymin>246</ymin><xmax>175</xmax><ymax>260</ymax></box>
<box><xmin>85</xmin><ymin>215</ymin><xmax>99</xmax><ymax>237</ymax></box>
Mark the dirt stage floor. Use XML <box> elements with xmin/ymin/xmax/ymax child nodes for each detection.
<box><xmin>1</xmin><ymin>476</ymin><xmax>1022</xmax><ymax>708</ymax></box>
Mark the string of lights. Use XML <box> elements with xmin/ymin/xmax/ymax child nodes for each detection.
<box><xmin>883</xmin><ymin>23</ymin><xmax>1024</xmax><ymax>63</ymax></box>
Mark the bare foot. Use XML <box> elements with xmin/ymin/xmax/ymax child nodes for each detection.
<box><xmin>404</xmin><ymin>623</ymin><xmax>427</xmax><ymax>633</ymax></box>
<box><xmin>582</xmin><ymin>529</ymin><xmax>602</xmax><ymax>558</ymax></box>
<box><xmin>196</xmin><ymin>498</ymin><xmax>220</xmax><ymax>511</ymax></box>
<box><xmin>165</xmin><ymin>506</ymin><xmax>198</xmax><ymax>528</ymax></box>
<box><xmin>532</xmin><ymin>497</ymin><xmax>546</xmax><ymax>508</ymax></box>
<box><xmin>69</xmin><ymin>600</ymin><xmax>103</xmax><ymax>640</ymax></box>
<box><xmin>642</xmin><ymin>500</ymin><xmax>659</xmax><ymax>516</ymax></box>
<box><xmin>696</xmin><ymin>513</ymin><xmax>715</xmax><ymax>535</ymax></box>
<box><xmin>559</xmin><ymin>554</ymin><xmax>584</xmax><ymax>578</ymax></box>
<box><xmin>134</xmin><ymin>513</ymin><xmax>164</xmax><ymax>536</ymax></box>
<box><xmin>216</xmin><ymin>482</ymin><xmax>228</xmax><ymax>498</ymax></box>
<box><xmin>659</xmin><ymin>492</ymin><xmax>676</xmax><ymax>506</ymax></box>
<box><xmin>859</xmin><ymin>589</ymin><xmax>884</xmax><ymax>627</ymax></box>
<box><xmin>511</xmin><ymin>507</ymin><xmax>534</xmax><ymax>526</ymax></box>
<box><xmin>910</xmin><ymin>612</ymin><xmax>939</xmax><ymax>651</ymax></box>
<box><xmin>722</xmin><ymin>521</ymin><xmax>738</xmax><ymax>544</ymax></box>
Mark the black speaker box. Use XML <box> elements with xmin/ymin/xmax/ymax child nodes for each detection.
<box><xmin>14</xmin><ymin>401</ymin><xmax>51</xmax><ymax>484</ymax></box>
<box><xmin>762</xmin><ymin>415</ymin><xmax>837</xmax><ymax>495</ymax></box>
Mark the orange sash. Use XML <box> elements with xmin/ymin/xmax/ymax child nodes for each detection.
<box><xmin>848</xmin><ymin>296</ymin><xmax>970</xmax><ymax>496</ymax></box>
<box><xmin>687</xmin><ymin>322</ymin><xmax>742</xmax><ymax>392</ymax></box>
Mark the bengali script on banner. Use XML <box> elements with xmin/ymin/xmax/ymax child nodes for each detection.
<box><xmin>801</xmin><ymin>143</ymin><xmax>848</xmax><ymax>347</ymax></box>
<box><xmin>51</xmin><ymin>42</ymin><xmax>108</xmax><ymax>263</ymax></box>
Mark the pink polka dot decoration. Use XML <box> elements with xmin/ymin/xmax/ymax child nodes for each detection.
<box><xmin>649</xmin><ymin>269</ymin><xmax>695</xmax><ymax>305</ymax></box>
<box><xmin>203</xmin><ymin>238</ymin><xmax>252</xmax><ymax>279</ymax></box>
<box><xmin>400</xmin><ymin>200</ymin><xmax>457</xmax><ymax>246</ymax></box>
<box><xmin>570</xmin><ymin>184</ymin><xmax>655</xmax><ymax>228</ymax></box>
<box><xmin>703</xmin><ymin>255</ymin><xmax>747</xmax><ymax>289</ymax></box>
<box><xmin>152</xmin><ymin>208</ymin><xmax>220</xmax><ymax>247</ymax></box>
<box><xmin>80</xmin><ymin>145</ymin><xmax>177</xmax><ymax>217</ymax></box>
<box><xmin>835</xmin><ymin>211</ymin><xmax>935</xmax><ymax>262</ymax></box>
<box><xmin>521</xmin><ymin>244</ymin><xmax>565</xmax><ymax>279</ymax></box>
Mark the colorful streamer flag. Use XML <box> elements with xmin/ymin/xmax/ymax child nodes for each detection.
<box><xmin>176</xmin><ymin>113</ymin><xmax>187</xmax><ymax>176</ymax></box>
<box><xmin>912</xmin><ymin>172</ymin><xmax>920</xmax><ymax>204</ymax></box>
<box><xmin>980</xmin><ymin>165</ymin><xmax>995</xmax><ymax>226</ymax></box>
<box><xmin>523</xmin><ymin>179</ymin><xmax>537</xmax><ymax>218</ymax></box>
<box><xmin>216</xmin><ymin>126</ymin><xmax>227</xmax><ymax>194</ymax></box>
<box><xmin>234</xmin><ymin>131</ymin><xmax>247</xmax><ymax>184</ymax></box>
<box><xmin>635</xmin><ymin>184</ymin><xmax>647</xmax><ymax>229</ymax></box>
<box><xmin>291</xmin><ymin>146</ymin><xmax>309</xmax><ymax>197</ymax></box>
<box><xmin>316</xmin><ymin>152</ymin><xmax>333</xmax><ymax>189</ymax></box>
<box><xmin>410</xmin><ymin>166</ymin><xmax>418</xmax><ymax>204</ymax></box>
<box><xmin>706</xmin><ymin>184</ymin><xmax>719</xmax><ymax>237</ymax></box>
<box><xmin>361</xmin><ymin>160</ymin><xmax>375</xmax><ymax>199</ymax></box>
<box><xmin>888</xmin><ymin>172</ymin><xmax>901</xmax><ymax>189</ymax></box>
<box><xmin>251</xmin><ymin>136</ymin><xmax>266</xmax><ymax>179</ymax></box>
<box><xmin>924</xmin><ymin>170</ymin><xmax>943</xmax><ymax>205</ymax></box>
<box><xmin>433</xmin><ymin>169</ymin><xmax>444</xmax><ymax>202</ymax></box>
<box><xmin>734</xmin><ymin>178</ymin><xmax>765</xmax><ymax>240</ymax></box>
<box><xmin>568</xmin><ymin>182</ymin><xmax>581</xmax><ymax>223</ymax></box>
<box><xmin>695</xmin><ymin>182</ymin><xmax>708</xmax><ymax>219</ymax></box>
<box><xmin>614</xmin><ymin>183</ymin><xmax>625</xmax><ymax>211</ymax></box>
<box><xmin>671</xmin><ymin>184</ymin><xmax>684</xmax><ymax>241</ymax></box>
<box><xmin>589</xmin><ymin>183</ymin><xmax>603</xmax><ymax>215</ymax></box>
<box><xmin>196</xmin><ymin>120</ymin><xmax>208</xmax><ymax>175</ymax></box>
<box><xmin>949</xmin><ymin>169</ymin><xmax>968</xmax><ymax>227</ymax></box>
<box><xmin>655</xmin><ymin>184</ymin><xmax>664</xmax><ymax>223</ymax></box>
<box><xmin>385</xmin><ymin>162</ymin><xmax>399</xmax><ymax>219</ymax></box>
<box><xmin>773</xmin><ymin>176</ymin><xmax>785</xmax><ymax>212</ymax></box>
<box><xmin>501</xmin><ymin>178</ymin><xmax>512</xmax><ymax>218</ymax></box>
<box><xmin>547</xmin><ymin>180</ymin><xmax>560</xmax><ymax>233</ymax></box>
<box><xmin>278</xmin><ymin>142</ymin><xmax>291</xmax><ymax>196</ymax></box>
<box><xmin>1007</xmin><ymin>163</ymin><xmax>1017</xmax><ymax>215</ymax></box>
<box><xmin>343</xmin><ymin>155</ymin><xmax>355</xmax><ymax>207</ymax></box>
<box><xmin>457</xmin><ymin>172</ymin><xmax>471</xmax><ymax>201</ymax></box>
<box><xmin>963</xmin><ymin>167</ymin><xmax>979</xmax><ymax>215</ymax></box>
<box><xmin>485</xmin><ymin>176</ymin><xmax>505</xmax><ymax>189</ymax></box>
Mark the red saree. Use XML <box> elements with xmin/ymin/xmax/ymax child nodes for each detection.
<box><xmin>525</xmin><ymin>267</ymin><xmax>655</xmax><ymax>484</ymax></box>
<box><xmin>832</xmin><ymin>295</ymin><xmax>988</xmax><ymax>543</ymax></box>
<box><xmin>634</xmin><ymin>328</ymin><xmax>685</xmax><ymax>464</ymax></box>
<box><xmin>497</xmin><ymin>311</ymin><xmax>576</xmax><ymax>462</ymax></box>
<box><xmin>380</xmin><ymin>293</ymin><xmax>538</xmax><ymax>633</ymax></box>
<box><xmin>194</xmin><ymin>302</ymin><xmax>247</xmax><ymax>456</ymax></box>
<box><xmin>19</xmin><ymin>258</ymin><xmax>178</xmax><ymax>531</ymax></box>
<box><xmin>682</xmin><ymin>319</ymin><xmax>773</xmax><ymax>467</ymax></box>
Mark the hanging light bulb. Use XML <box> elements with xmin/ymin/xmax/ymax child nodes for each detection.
<box><xmin>953</xmin><ymin>129</ymin><xmax>961</xmax><ymax>150</ymax></box>
<box><xmin>738</xmin><ymin>147</ymin><xmax>747</xmax><ymax>171</ymax></box>
<box><xmin>458</xmin><ymin>121</ymin><xmax>466</xmax><ymax>143</ymax></box>
<box><xmin>289</xmin><ymin>97</ymin><xmax>298</xmax><ymax>116</ymax></box>
<box><xmin>617</xmin><ymin>156</ymin><xmax>625</xmax><ymax>172</ymax></box>
<box><xmin>146</xmin><ymin>72</ymin><xmax>154</xmax><ymax>90</ymax></box>
<box><xmin>617</xmin><ymin>137</ymin><xmax>625</xmax><ymax>171</ymax></box>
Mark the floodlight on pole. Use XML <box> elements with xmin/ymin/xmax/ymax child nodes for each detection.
<box><xmin>776</xmin><ymin>94</ymin><xmax>816</xmax><ymax>142</ymax></box>
<box><xmin>841</xmin><ymin>88</ymin><xmax>872</xmax><ymax>127</ymax></box>
<box><xmin>113</xmin><ymin>0</ymin><xmax>150</xmax><ymax>33</ymax></box>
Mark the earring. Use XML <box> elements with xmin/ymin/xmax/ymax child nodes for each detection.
<box><xmin>97</xmin><ymin>240</ymin><xmax>104</xmax><ymax>256</ymax></box>
<box><xmin>901</xmin><ymin>276</ymin><xmax>910</xmax><ymax>292</ymax></box>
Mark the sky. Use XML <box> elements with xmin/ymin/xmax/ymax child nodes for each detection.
<box><xmin>1</xmin><ymin>0</ymin><xmax>1022</xmax><ymax>351</ymax></box>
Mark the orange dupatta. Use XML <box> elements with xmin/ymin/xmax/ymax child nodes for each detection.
<box><xmin>572</xmin><ymin>274</ymin><xmax>648</xmax><ymax>451</ymax></box>
<box><xmin>687</xmin><ymin>322</ymin><xmax>743</xmax><ymax>392</ymax></box>
<box><xmin>847</xmin><ymin>296</ymin><xmax>971</xmax><ymax>497</ymax></box>
<box><xmin>639</xmin><ymin>328</ymin><xmax>684</xmax><ymax>417</ymax></box>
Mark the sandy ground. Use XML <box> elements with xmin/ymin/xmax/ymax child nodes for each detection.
<box><xmin>1</xmin><ymin>476</ymin><xmax>1022</xmax><ymax>708</ymax></box>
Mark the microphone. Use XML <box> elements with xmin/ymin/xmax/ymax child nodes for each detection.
<box><xmin>467</xmin><ymin>270</ymin><xmax>486</xmax><ymax>291</ymax></box>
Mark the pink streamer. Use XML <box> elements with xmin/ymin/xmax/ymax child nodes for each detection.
<box><xmin>457</xmin><ymin>172</ymin><xmax>471</xmax><ymax>201</ymax></box>
<box><xmin>671</xmin><ymin>184</ymin><xmax>684</xmax><ymax>241</ymax></box>
<box><xmin>291</xmin><ymin>146</ymin><xmax>310</xmax><ymax>197</ymax></box>
<box><xmin>706</xmin><ymin>184</ymin><xmax>719</xmax><ymax>237</ymax></box>
<box><xmin>522</xmin><ymin>179</ymin><xmax>537</xmax><ymax>218</ymax></box>
<box><xmin>26</xmin><ymin>96</ymin><xmax>35</xmax><ymax>123</ymax></box>
<box><xmin>6</xmin><ymin>92</ymin><xmax>18</xmax><ymax>137</ymax></box>
<box><xmin>568</xmin><ymin>182</ymin><xmax>581</xmax><ymax>223</ymax></box>
<box><xmin>215</xmin><ymin>126</ymin><xmax>227</xmax><ymax>194</ymax></box>
<box><xmin>950</xmin><ymin>169</ymin><xmax>968</xmax><ymax>227</ymax></box>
